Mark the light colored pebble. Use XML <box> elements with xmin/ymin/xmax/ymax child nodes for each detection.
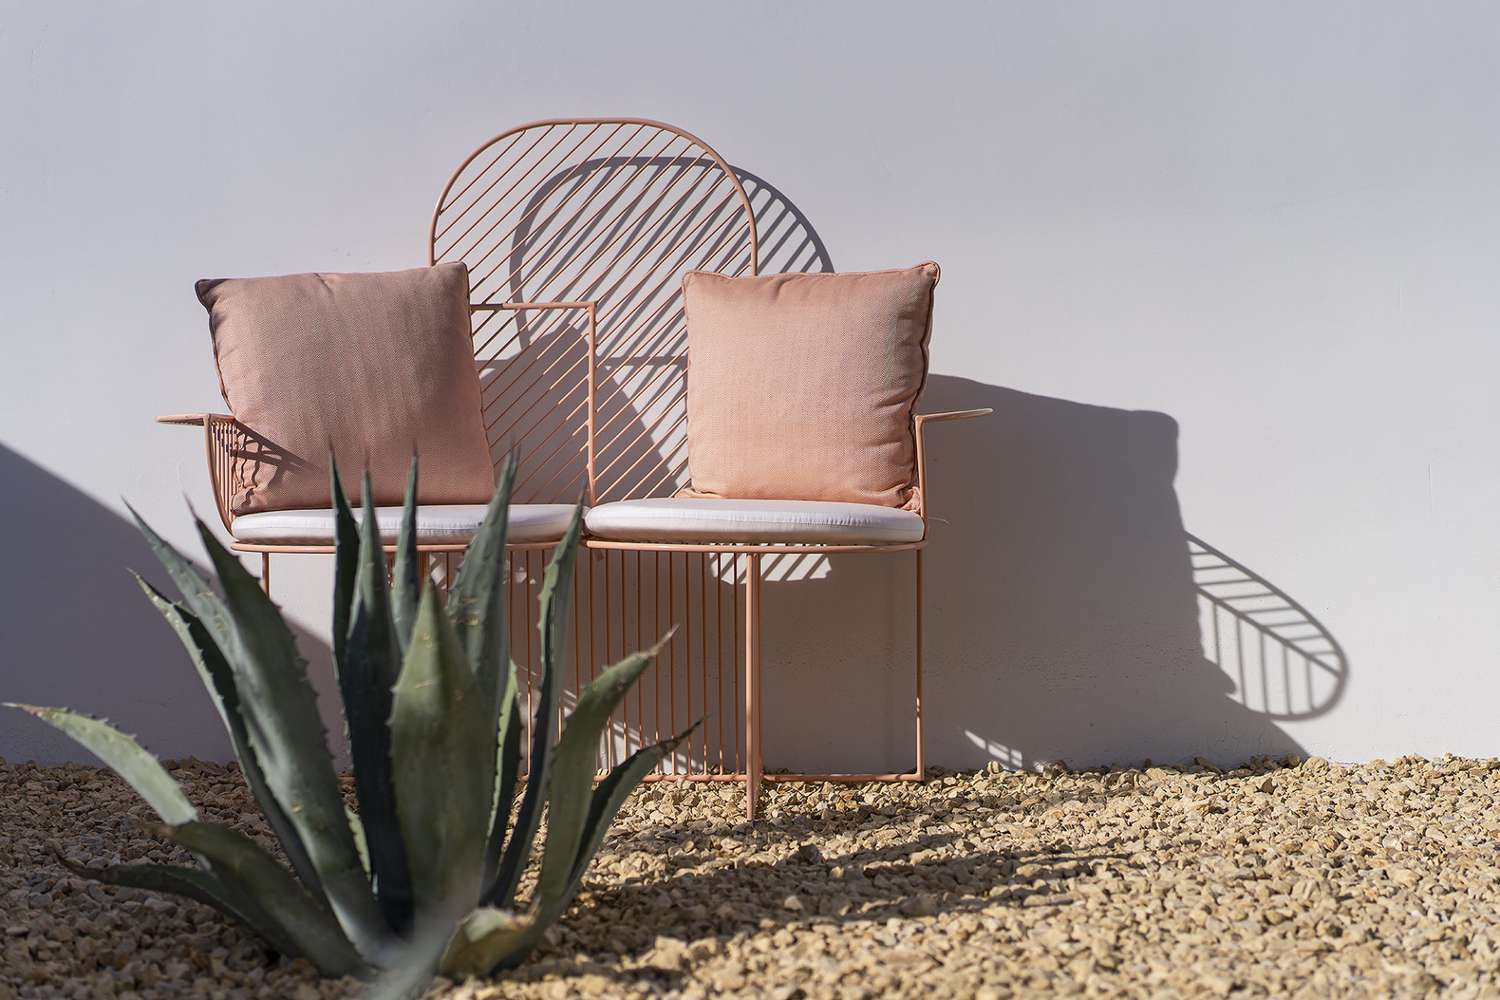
<box><xmin>5</xmin><ymin>755</ymin><xmax>1500</xmax><ymax>998</ymax></box>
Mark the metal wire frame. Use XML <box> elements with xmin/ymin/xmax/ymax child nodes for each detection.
<box><xmin>158</xmin><ymin>117</ymin><xmax>763</xmax><ymax>790</ymax></box>
<box><xmin>578</xmin><ymin>410</ymin><xmax>990</xmax><ymax>817</ymax></box>
<box><xmin>429</xmin><ymin>118</ymin><xmax>759</xmax><ymax>507</ymax></box>
<box><xmin>160</xmin><ymin>118</ymin><xmax>990</xmax><ymax>820</ymax></box>
<box><xmin>428</xmin><ymin>118</ymin><xmax>767</xmax><ymax>799</ymax></box>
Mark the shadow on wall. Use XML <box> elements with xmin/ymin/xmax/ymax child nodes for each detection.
<box><xmin>758</xmin><ymin>378</ymin><xmax>1348</xmax><ymax>772</ymax></box>
<box><xmin>727</xmin><ymin>169</ymin><xmax>1349</xmax><ymax>772</ymax></box>
<box><xmin>0</xmin><ymin>443</ymin><xmax>339</xmax><ymax>764</ymax></box>
<box><xmin>917</xmin><ymin>377</ymin><xmax>1347</xmax><ymax>769</ymax></box>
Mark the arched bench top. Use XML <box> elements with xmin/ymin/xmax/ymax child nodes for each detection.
<box><xmin>428</xmin><ymin>118</ymin><xmax>760</xmax><ymax>505</ymax></box>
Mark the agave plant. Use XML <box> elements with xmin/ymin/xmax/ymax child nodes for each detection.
<box><xmin>8</xmin><ymin>455</ymin><xmax>686</xmax><ymax>985</ymax></box>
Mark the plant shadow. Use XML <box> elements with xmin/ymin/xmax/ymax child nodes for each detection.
<box><xmin>0</xmin><ymin>442</ymin><xmax>342</xmax><ymax>764</ymax></box>
<box><xmin>503</xmin><ymin>798</ymin><xmax>1136</xmax><ymax>991</ymax></box>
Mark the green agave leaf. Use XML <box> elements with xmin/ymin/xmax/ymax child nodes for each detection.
<box><xmin>344</xmin><ymin>473</ymin><xmax>413</xmax><ymax>933</ymax></box>
<box><xmin>445</xmin><ymin>453</ymin><xmax>517</xmax><ymax>890</ymax></box>
<box><xmin>365</xmin><ymin>915</ymin><xmax>467</xmax><ymax>1000</ymax></box>
<box><xmin>477</xmin><ymin>736</ymin><xmax>687</xmax><ymax>977</ymax></box>
<box><xmin>128</xmin><ymin>507</ymin><xmax>331</xmax><ymax>901</ymax></box>
<box><xmin>127</xmin><ymin>502</ymin><xmax>237</xmax><ymax>652</ymax></box>
<box><xmin>132</xmin><ymin>573</ymin><xmax>324</xmax><ymax>898</ymax></box>
<box><xmin>456</xmin><ymin>710</ymin><xmax>685</xmax><ymax>976</ymax></box>
<box><xmin>438</xmin><ymin>907</ymin><xmax>537</xmax><ymax>978</ymax></box>
<box><xmin>486</xmin><ymin>504</ymin><xmax>584</xmax><ymax>908</ymax></box>
<box><xmin>346</xmin><ymin>807</ymin><xmax>369</xmax><ymax>877</ymax></box>
<box><xmin>330</xmin><ymin>459</ymin><xmax>361</xmax><ymax>700</ymax></box>
<box><xmin>562</xmin><ymin>725</ymin><xmax>696</xmax><ymax>907</ymax></box>
<box><xmin>483</xmin><ymin>659</ymin><xmax>523</xmax><ymax>892</ymax></box>
<box><xmin>155</xmin><ymin>821</ymin><xmax>370</xmax><ymax>977</ymax></box>
<box><xmin>190</xmin><ymin>516</ymin><xmax>388</xmax><ymax>960</ymax></box>
<box><xmin>54</xmin><ymin>852</ymin><xmax>308</xmax><ymax>966</ymax></box>
<box><xmin>389</xmin><ymin>458</ymin><xmax>421</xmax><ymax>652</ymax></box>
<box><xmin>389</xmin><ymin>582</ymin><xmax>490</xmax><ymax>919</ymax></box>
<box><xmin>449</xmin><ymin>453</ymin><xmax>516</xmax><ymax>701</ymax></box>
<box><xmin>531</xmin><ymin>640</ymin><xmax>669</xmax><ymax>923</ymax></box>
<box><xmin>6</xmin><ymin>706</ymin><xmax>194</xmax><ymax>825</ymax></box>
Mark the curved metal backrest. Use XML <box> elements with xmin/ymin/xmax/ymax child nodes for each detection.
<box><xmin>430</xmin><ymin>118</ymin><xmax>759</xmax><ymax>504</ymax></box>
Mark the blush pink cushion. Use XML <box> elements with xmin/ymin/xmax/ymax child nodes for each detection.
<box><xmin>197</xmin><ymin>263</ymin><xmax>494</xmax><ymax>515</ymax></box>
<box><xmin>679</xmin><ymin>263</ymin><xmax>938</xmax><ymax>509</ymax></box>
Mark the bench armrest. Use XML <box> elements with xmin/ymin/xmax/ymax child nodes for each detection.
<box><xmin>155</xmin><ymin>412</ymin><xmax>240</xmax><ymax>533</ymax></box>
<box><xmin>156</xmin><ymin>413</ymin><xmax>231</xmax><ymax>426</ymax></box>
<box><xmin>915</xmin><ymin>408</ymin><xmax>993</xmax><ymax>426</ymax></box>
<box><xmin>914</xmin><ymin>408</ymin><xmax>993</xmax><ymax>525</ymax></box>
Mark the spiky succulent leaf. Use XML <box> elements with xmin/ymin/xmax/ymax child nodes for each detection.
<box><xmin>127</xmin><ymin>502</ymin><xmax>236</xmax><ymax>650</ymax></box>
<box><xmin>6</xmin><ymin>705</ymin><xmax>194</xmax><ymax>824</ymax></box>
<box><xmin>466</xmin><ymin>733</ymin><xmax>690</xmax><ymax>976</ymax></box>
<box><xmin>446</xmin><ymin>714</ymin><xmax>686</xmax><ymax>977</ymax></box>
<box><xmin>390</xmin><ymin>458</ymin><xmax>421</xmax><ymax>651</ymax></box>
<box><xmin>483</xmin><ymin>660</ymin><xmax>522</xmax><ymax>891</ymax></box>
<box><xmin>439</xmin><ymin>907</ymin><xmax>537</xmax><ymax>978</ymax></box>
<box><xmin>365</xmin><ymin>917</ymin><xmax>469</xmax><ymax>1000</ymax></box>
<box><xmin>132</xmin><ymin>574</ymin><xmax>324</xmax><ymax>897</ymax></box>
<box><xmin>444</xmin><ymin>453</ymin><xmax>518</xmax><ymax>890</ymax></box>
<box><xmin>389</xmin><ymin>582</ymin><xmax>489</xmax><ymax>919</ymax></box>
<box><xmin>533</xmin><ymin>646</ymin><xmax>660</xmax><ymax>897</ymax></box>
<box><xmin>485</xmin><ymin>504</ymin><xmax>584</xmax><ymax>908</ymax></box>
<box><xmin>448</xmin><ymin>453</ymin><xmax>516</xmax><ymax>698</ymax></box>
<box><xmin>563</xmin><ymin>726</ymin><xmax>695</xmax><ymax>906</ymax></box>
<box><xmin>330</xmin><ymin>460</ymin><xmax>361</xmax><ymax>692</ymax></box>
<box><xmin>129</xmin><ymin>507</ymin><xmax>338</xmax><ymax>905</ymax></box>
<box><xmin>346</xmin><ymin>808</ymin><xmax>369</xmax><ymax>877</ymax></box>
<box><xmin>54</xmin><ymin>853</ymin><xmax>309</xmax><ymax>966</ymax></box>
<box><xmin>343</xmin><ymin>472</ymin><xmax>413</xmax><ymax>933</ymax></box>
<box><xmin>190</xmin><ymin>517</ymin><xmax>388</xmax><ymax>959</ymax></box>
<box><xmin>154</xmin><ymin>821</ymin><xmax>369</xmax><ymax>977</ymax></box>
<box><xmin>531</xmin><ymin>641</ymin><xmax>667</xmax><ymax>921</ymax></box>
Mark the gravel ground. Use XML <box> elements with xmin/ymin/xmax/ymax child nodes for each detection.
<box><xmin>4</xmin><ymin>755</ymin><xmax>1500</xmax><ymax>999</ymax></box>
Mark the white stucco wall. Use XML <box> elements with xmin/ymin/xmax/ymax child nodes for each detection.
<box><xmin>3</xmin><ymin>1</ymin><xmax>1497</xmax><ymax>769</ymax></box>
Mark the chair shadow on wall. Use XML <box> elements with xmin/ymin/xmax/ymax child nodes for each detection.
<box><xmin>0</xmin><ymin>443</ymin><xmax>340</xmax><ymax>765</ymax></box>
<box><xmin>487</xmin><ymin>151</ymin><xmax>1351</xmax><ymax>772</ymax></box>
<box><xmin>724</xmin><ymin>170</ymin><xmax>1349</xmax><ymax>773</ymax></box>
<box><xmin>460</xmin><ymin>150</ymin><xmax>842</xmax><ymax>770</ymax></box>
<box><xmin>911</xmin><ymin>376</ymin><xmax>1346</xmax><ymax>770</ymax></box>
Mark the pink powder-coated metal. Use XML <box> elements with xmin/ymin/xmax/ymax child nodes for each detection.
<box><xmin>161</xmin><ymin>118</ymin><xmax>989</xmax><ymax>819</ymax></box>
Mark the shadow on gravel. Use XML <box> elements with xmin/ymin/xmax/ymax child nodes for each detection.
<box><xmin>519</xmin><ymin>812</ymin><xmax>1137</xmax><ymax>989</ymax></box>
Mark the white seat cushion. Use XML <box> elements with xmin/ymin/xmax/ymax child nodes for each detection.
<box><xmin>232</xmin><ymin>503</ymin><xmax>576</xmax><ymax>546</ymax></box>
<box><xmin>584</xmin><ymin>498</ymin><xmax>924</xmax><ymax>545</ymax></box>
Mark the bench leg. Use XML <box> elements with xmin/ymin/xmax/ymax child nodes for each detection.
<box><xmin>744</xmin><ymin>553</ymin><xmax>763</xmax><ymax>820</ymax></box>
<box><xmin>915</xmin><ymin>548</ymin><xmax>925</xmax><ymax>780</ymax></box>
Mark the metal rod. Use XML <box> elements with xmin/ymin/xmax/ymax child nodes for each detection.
<box><xmin>744</xmin><ymin>552</ymin><xmax>762</xmax><ymax>820</ymax></box>
<box><xmin>699</xmin><ymin>552</ymin><xmax>709</xmax><ymax>769</ymax></box>
<box><xmin>498</xmin><ymin>129</ymin><xmax>685</xmax><ymax>293</ymax></box>
<box><xmin>916</xmin><ymin>549</ymin><xmax>926</xmax><ymax>780</ymax></box>
<box><xmin>715</xmin><ymin>553</ymin><xmax>724</xmax><ymax>772</ymax></box>
<box><xmin>653</xmin><ymin>551</ymin><xmax>662</xmax><ymax>754</ymax></box>
<box><xmin>435</xmin><ymin>125</ymin><xmax>558</xmax><ymax>243</ymax></box>
<box><xmin>603</xmin><ymin>549</ymin><xmax>614</xmax><ymax>770</ymax></box>
<box><xmin>435</xmin><ymin>129</ymin><xmax>528</xmax><ymax>227</ymax></box>
<box><xmin>466</xmin><ymin>122</ymin><xmax>659</xmax><ymax>291</ymax></box>
<box><xmin>635</xmin><ymin>550</ymin><xmax>644</xmax><ymax>755</ymax></box>
<box><xmin>444</xmin><ymin>123</ymin><xmax>601</xmax><ymax>263</ymax></box>
<box><xmin>622</xmin><ymin>552</ymin><xmax>632</xmax><ymax>759</ymax></box>
<box><xmin>524</xmin><ymin>552</ymin><xmax>534</xmax><ymax>766</ymax></box>
<box><xmin>684</xmin><ymin>550</ymin><xmax>694</xmax><ymax>770</ymax></box>
<box><xmin>668</xmin><ymin>552</ymin><xmax>677</xmax><ymax>775</ymax></box>
<box><xmin>733</xmin><ymin>554</ymin><xmax>742</xmax><ymax>772</ymax></box>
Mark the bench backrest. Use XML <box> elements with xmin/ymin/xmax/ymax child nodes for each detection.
<box><xmin>429</xmin><ymin>118</ymin><xmax>759</xmax><ymax>505</ymax></box>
